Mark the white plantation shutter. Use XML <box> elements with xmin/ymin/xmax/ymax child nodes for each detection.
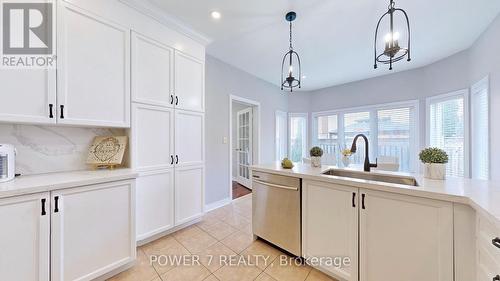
<box><xmin>275</xmin><ymin>111</ymin><xmax>288</xmax><ymax>161</ymax></box>
<box><xmin>428</xmin><ymin>91</ymin><xmax>467</xmax><ymax>177</ymax></box>
<box><xmin>377</xmin><ymin>107</ymin><xmax>412</xmax><ymax>172</ymax></box>
<box><xmin>471</xmin><ymin>77</ymin><xmax>489</xmax><ymax>180</ymax></box>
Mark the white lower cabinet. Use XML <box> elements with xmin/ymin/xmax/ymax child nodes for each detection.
<box><xmin>0</xmin><ymin>192</ymin><xmax>50</xmax><ymax>281</ymax></box>
<box><xmin>51</xmin><ymin>181</ymin><xmax>135</xmax><ymax>281</ymax></box>
<box><xmin>302</xmin><ymin>180</ymin><xmax>454</xmax><ymax>281</ymax></box>
<box><xmin>302</xmin><ymin>181</ymin><xmax>358</xmax><ymax>281</ymax></box>
<box><xmin>136</xmin><ymin>169</ymin><xmax>174</xmax><ymax>240</ymax></box>
<box><xmin>175</xmin><ymin>165</ymin><xmax>204</xmax><ymax>225</ymax></box>
<box><xmin>359</xmin><ymin>189</ymin><xmax>454</xmax><ymax>281</ymax></box>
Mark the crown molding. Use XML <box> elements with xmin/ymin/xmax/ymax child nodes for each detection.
<box><xmin>119</xmin><ymin>0</ymin><xmax>212</xmax><ymax>46</ymax></box>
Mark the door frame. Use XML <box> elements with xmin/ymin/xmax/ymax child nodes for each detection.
<box><xmin>236</xmin><ymin>107</ymin><xmax>253</xmax><ymax>187</ymax></box>
<box><xmin>229</xmin><ymin>95</ymin><xmax>261</xmax><ymax>200</ymax></box>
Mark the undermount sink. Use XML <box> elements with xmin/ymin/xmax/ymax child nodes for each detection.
<box><xmin>322</xmin><ymin>169</ymin><xmax>419</xmax><ymax>186</ymax></box>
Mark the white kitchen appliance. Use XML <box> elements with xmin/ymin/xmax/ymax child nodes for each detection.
<box><xmin>0</xmin><ymin>144</ymin><xmax>16</xmax><ymax>182</ymax></box>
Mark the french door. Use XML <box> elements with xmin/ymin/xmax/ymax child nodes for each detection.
<box><xmin>236</xmin><ymin>108</ymin><xmax>253</xmax><ymax>187</ymax></box>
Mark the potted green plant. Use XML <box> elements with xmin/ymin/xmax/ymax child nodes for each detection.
<box><xmin>310</xmin><ymin>146</ymin><xmax>323</xmax><ymax>167</ymax></box>
<box><xmin>419</xmin><ymin>147</ymin><xmax>448</xmax><ymax>180</ymax></box>
<box><xmin>341</xmin><ymin>148</ymin><xmax>352</xmax><ymax>167</ymax></box>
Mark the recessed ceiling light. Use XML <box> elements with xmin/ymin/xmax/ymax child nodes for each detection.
<box><xmin>211</xmin><ymin>11</ymin><xmax>221</xmax><ymax>20</ymax></box>
<box><xmin>302</xmin><ymin>75</ymin><xmax>307</xmax><ymax>79</ymax></box>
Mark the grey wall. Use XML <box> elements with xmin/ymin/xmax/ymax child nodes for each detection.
<box><xmin>205</xmin><ymin>55</ymin><xmax>288</xmax><ymax>205</ymax></box>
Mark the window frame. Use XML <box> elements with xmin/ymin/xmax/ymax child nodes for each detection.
<box><xmin>275</xmin><ymin>110</ymin><xmax>288</xmax><ymax>161</ymax></box>
<box><xmin>288</xmin><ymin>112</ymin><xmax>309</xmax><ymax>162</ymax></box>
<box><xmin>312</xmin><ymin>100</ymin><xmax>420</xmax><ymax>172</ymax></box>
<box><xmin>425</xmin><ymin>89</ymin><xmax>470</xmax><ymax>178</ymax></box>
<box><xmin>470</xmin><ymin>76</ymin><xmax>490</xmax><ymax>180</ymax></box>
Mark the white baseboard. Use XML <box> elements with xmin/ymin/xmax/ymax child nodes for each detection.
<box><xmin>204</xmin><ymin>197</ymin><xmax>231</xmax><ymax>212</ymax></box>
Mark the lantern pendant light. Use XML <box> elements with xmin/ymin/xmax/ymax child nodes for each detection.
<box><xmin>281</xmin><ymin>11</ymin><xmax>301</xmax><ymax>92</ymax></box>
<box><xmin>374</xmin><ymin>0</ymin><xmax>411</xmax><ymax>70</ymax></box>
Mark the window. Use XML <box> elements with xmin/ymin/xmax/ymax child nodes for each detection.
<box><xmin>312</xmin><ymin>101</ymin><xmax>419</xmax><ymax>172</ymax></box>
<box><xmin>289</xmin><ymin>113</ymin><xmax>308</xmax><ymax>163</ymax></box>
<box><xmin>471</xmin><ymin>77</ymin><xmax>489</xmax><ymax>180</ymax></box>
<box><xmin>344</xmin><ymin>112</ymin><xmax>371</xmax><ymax>165</ymax></box>
<box><xmin>377</xmin><ymin>107</ymin><xmax>412</xmax><ymax>172</ymax></box>
<box><xmin>275</xmin><ymin>111</ymin><xmax>288</xmax><ymax>161</ymax></box>
<box><xmin>427</xmin><ymin>90</ymin><xmax>468</xmax><ymax>177</ymax></box>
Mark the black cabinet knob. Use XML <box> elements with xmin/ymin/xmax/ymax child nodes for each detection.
<box><xmin>493</xmin><ymin>237</ymin><xmax>500</xmax><ymax>249</ymax></box>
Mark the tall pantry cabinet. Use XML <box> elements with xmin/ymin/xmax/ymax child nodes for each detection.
<box><xmin>131</xmin><ymin>32</ymin><xmax>205</xmax><ymax>242</ymax></box>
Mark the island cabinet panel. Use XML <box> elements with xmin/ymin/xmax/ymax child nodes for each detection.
<box><xmin>0</xmin><ymin>192</ymin><xmax>50</xmax><ymax>281</ymax></box>
<box><xmin>359</xmin><ymin>188</ymin><xmax>454</xmax><ymax>281</ymax></box>
<box><xmin>302</xmin><ymin>180</ymin><xmax>359</xmax><ymax>281</ymax></box>
<box><xmin>51</xmin><ymin>180</ymin><xmax>135</xmax><ymax>281</ymax></box>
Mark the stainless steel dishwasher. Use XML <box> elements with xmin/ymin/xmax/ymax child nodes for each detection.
<box><xmin>252</xmin><ymin>171</ymin><xmax>301</xmax><ymax>256</ymax></box>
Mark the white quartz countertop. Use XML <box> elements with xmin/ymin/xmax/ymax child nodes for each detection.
<box><xmin>0</xmin><ymin>169</ymin><xmax>138</xmax><ymax>199</ymax></box>
<box><xmin>251</xmin><ymin>163</ymin><xmax>500</xmax><ymax>227</ymax></box>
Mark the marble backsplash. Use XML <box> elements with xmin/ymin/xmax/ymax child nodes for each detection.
<box><xmin>0</xmin><ymin>124</ymin><xmax>127</xmax><ymax>176</ymax></box>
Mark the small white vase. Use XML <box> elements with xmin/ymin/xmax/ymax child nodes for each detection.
<box><xmin>424</xmin><ymin>163</ymin><xmax>446</xmax><ymax>180</ymax></box>
<box><xmin>342</xmin><ymin>156</ymin><xmax>350</xmax><ymax>167</ymax></box>
<box><xmin>311</xmin><ymin>156</ymin><xmax>322</xmax><ymax>167</ymax></box>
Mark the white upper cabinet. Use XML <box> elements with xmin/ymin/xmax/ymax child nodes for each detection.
<box><xmin>57</xmin><ymin>2</ymin><xmax>130</xmax><ymax>127</ymax></box>
<box><xmin>302</xmin><ymin>181</ymin><xmax>359</xmax><ymax>281</ymax></box>
<box><xmin>132</xmin><ymin>32</ymin><xmax>174</xmax><ymax>107</ymax></box>
<box><xmin>174</xmin><ymin>51</ymin><xmax>205</xmax><ymax>113</ymax></box>
<box><xmin>132</xmin><ymin>103</ymin><xmax>174</xmax><ymax>171</ymax></box>
<box><xmin>0</xmin><ymin>69</ymin><xmax>56</xmax><ymax>124</ymax></box>
<box><xmin>0</xmin><ymin>192</ymin><xmax>50</xmax><ymax>281</ymax></box>
<box><xmin>359</xmin><ymin>189</ymin><xmax>453</xmax><ymax>281</ymax></box>
<box><xmin>175</xmin><ymin>110</ymin><xmax>205</xmax><ymax>167</ymax></box>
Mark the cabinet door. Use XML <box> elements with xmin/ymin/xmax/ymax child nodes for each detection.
<box><xmin>132</xmin><ymin>32</ymin><xmax>174</xmax><ymax>107</ymax></box>
<box><xmin>174</xmin><ymin>51</ymin><xmax>204</xmax><ymax>112</ymax></box>
<box><xmin>57</xmin><ymin>2</ymin><xmax>130</xmax><ymax>127</ymax></box>
<box><xmin>175</xmin><ymin>110</ymin><xmax>204</xmax><ymax>167</ymax></box>
<box><xmin>132</xmin><ymin>103</ymin><xmax>174</xmax><ymax>171</ymax></box>
<box><xmin>0</xmin><ymin>192</ymin><xmax>50</xmax><ymax>281</ymax></box>
<box><xmin>175</xmin><ymin>165</ymin><xmax>204</xmax><ymax>225</ymax></box>
<box><xmin>359</xmin><ymin>189</ymin><xmax>453</xmax><ymax>281</ymax></box>
<box><xmin>136</xmin><ymin>169</ymin><xmax>174</xmax><ymax>241</ymax></box>
<box><xmin>0</xmin><ymin>69</ymin><xmax>56</xmax><ymax>124</ymax></box>
<box><xmin>302</xmin><ymin>181</ymin><xmax>358</xmax><ymax>281</ymax></box>
<box><xmin>51</xmin><ymin>181</ymin><xmax>135</xmax><ymax>281</ymax></box>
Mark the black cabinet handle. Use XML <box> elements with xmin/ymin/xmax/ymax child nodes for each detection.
<box><xmin>175</xmin><ymin>155</ymin><xmax>179</xmax><ymax>164</ymax></box>
<box><xmin>352</xmin><ymin>193</ymin><xmax>356</xmax><ymax>208</ymax></box>
<box><xmin>493</xmin><ymin>275</ymin><xmax>500</xmax><ymax>281</ymax></box>
<box><xmin>59</xmin><ymin>105</ymin><xmax>65</xmax><ymax>119</ymax></box>
<box><xmin>54</xmin><ymin>196</ymin><xmax>60</xmax><ymax>213</ymax></box>
<box><xmin>49</xmin><ymin>104</ymin><xmax>54</xmax><ymax>118</ymax></box>
<box><xmin>170</xmin><ymin>95</ymin><xmax>174</xmax><ymax>105</ymax></box>
<box><xmin>41</xmin><ymin>198</ymin><xmax>46</xmax><ymax>216</ymax></box>
<box><xmin>362</xmin><ymin>194</ymin><xmax>366</xmax><ymax>209</ymax></box>
<box><xmin>493</xmin><ymin>237</ymin><xmax>500</xmax><ymax>249</ymax></box>
<box><xmin>175</xmin><ymin>96</ymin><xmax>179</xmax><ymax>106</ymax></box>
<box><xmin>170</xmin><ymin>155</ymin><xmax>174</xmax><ymax>165</ymax></box>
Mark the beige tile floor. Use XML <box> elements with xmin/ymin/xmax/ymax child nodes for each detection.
<box><xmin>108</xmin><ymin>194</ymin><xmax>338</xmax><ymax>281</ymax></box>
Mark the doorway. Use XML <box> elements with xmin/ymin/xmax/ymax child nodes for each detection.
<box><xmin>229</xmin><ymin>95</ymin><xmax>260</xmax><ymax>200</ymax></box>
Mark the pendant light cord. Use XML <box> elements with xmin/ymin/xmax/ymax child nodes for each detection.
<box><xmin>289</xmin><ymin>22</ymin><xmax>293</xmax><ymax>50</ymax></box>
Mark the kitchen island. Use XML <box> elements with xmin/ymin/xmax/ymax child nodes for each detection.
<box><xmin>251</xmin><ymin>163</ymin><xmax>500</xmax><ymax>281</ymax></box>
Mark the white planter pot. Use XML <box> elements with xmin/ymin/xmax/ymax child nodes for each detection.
<box><xmin>342</xmin><ymin>156</ymin><xmax>350</xmax><ymax>167</ymax></box>
<box><xmin>424</xmin><ymin>163</ymin><xmax>446</xmax><ymax>180</ymax></box>
<box><xmin>311</xmin><ymin>156</ymin><xmax>322</xmax><ymax>167</ymax></box>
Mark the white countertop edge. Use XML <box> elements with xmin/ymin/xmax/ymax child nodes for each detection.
<box><xmin>251</xmin><ymin>163</ymin><xmax>500</xmax><ymax>228</ymax></box>
<box><xmin>0</xmin><ymin>169</ymin><xmax>138</xmax><ymax>199</ymax></box>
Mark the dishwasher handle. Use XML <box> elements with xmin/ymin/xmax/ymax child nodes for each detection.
<box><xmin>253</xmin><ymin>179</ymin><xmax>299</xmax><ymax>191</ymax></box>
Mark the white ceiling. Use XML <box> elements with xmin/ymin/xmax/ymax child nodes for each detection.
<box><xmin>148</xmin><ymin>0</ymin><xmax>500</xmax><ymax>91</ymax></box>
